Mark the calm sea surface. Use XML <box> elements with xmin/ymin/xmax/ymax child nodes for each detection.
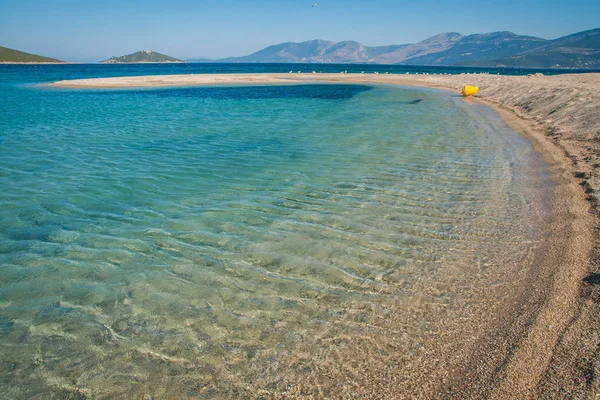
<box><xmin>0</xmin><ymin>64</ymin><xmax>552</xmax><ymax>397</ymax></box>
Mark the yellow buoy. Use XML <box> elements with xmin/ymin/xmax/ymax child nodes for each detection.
<box><xmin>461</xmin><ymin>85</ymin><xmax>479</xmax><ymax>97</ymax></box>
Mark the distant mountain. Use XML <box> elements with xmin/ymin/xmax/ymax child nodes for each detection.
<box><xmin>219</xmin><ymin>39</ymin><xmax>406</xmax><ymax>64</ymax></box>
<box><xmin>372</xmin><ymin>33</ymin><xmax>463</xmax><ymax>64</ymax></box>
<box><xmin>220</xmin><ymin>40</ymin><xmax>335</xmax><ymax>63</ymax></box>
<box><xmin>0</xmin><ymin>46</ymin><xmax>63</xmax><ymax>63</ymax></box>
<box><xmin>400</xmin><ymin>31</ymin><xmax>546</xmax><ymax>66</ymax></box>
<box><xmin>218</xmin><ymin>28</ymin><xmax>600</xmax><ymax>68</ymax></box>
<box><xmin>465</xmin><ymin>28</ymin><xmax>600</xmax><ymax>68</ymax></box>
<box><xmin>101</xmin><ymin>50</ymin><xmax>182</xmax><ymax>64</ymax></box>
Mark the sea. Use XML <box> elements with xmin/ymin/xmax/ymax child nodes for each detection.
<box><xmin>0</xmin><ymin>63</ymin><xmax>558</xmax><ymax>397</ymax></box>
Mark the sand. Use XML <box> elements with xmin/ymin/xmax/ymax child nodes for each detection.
<box><xmin>52</xmin><ymin>72</ymin><xmax>600</xmax><ymax>398</ymax></box>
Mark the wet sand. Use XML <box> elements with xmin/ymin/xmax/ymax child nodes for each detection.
<box><xmin>52</xmin><ymin>72</ymin><xmax>600</xmax><ymax>398</ymax></box>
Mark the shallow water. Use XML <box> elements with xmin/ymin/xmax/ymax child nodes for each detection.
<box><xmin>0</xmin><ymin>67</ymin><xmax>551</xmax><ymax>397</ymax></box>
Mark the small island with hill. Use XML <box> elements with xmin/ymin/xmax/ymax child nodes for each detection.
<box><xmin>100</xmin><ymin>50</ymin><xmax>182</xmax><ymax>64</ymax></box>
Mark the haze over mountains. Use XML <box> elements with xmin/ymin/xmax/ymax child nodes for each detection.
<box><xmin>2</xmin><ymin>28</ymin><xmax>598</xmax><ymax>68</ymax></box>
<box><xmin>210</xmin><ymin>28</ymin><xmax>600</xmax><ymax>69</ymax></box>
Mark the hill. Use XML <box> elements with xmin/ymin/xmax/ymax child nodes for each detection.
<box><xmin>0</xmin><ymin>46</ymin><xmax>63</xmax><ymax>63</ymax></box>
<box><xmin>218</xmin><ymin>28</ymin><xmax>600</xmax><ymax>68</ymax></box>
<box><xmin>101</xmin><ymin>50</ymin><xmax>182</xmax><ymax>64</ymax></box>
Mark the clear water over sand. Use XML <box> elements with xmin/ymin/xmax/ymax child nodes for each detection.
<box><xmin>0</xmin><ymin>74</ymin><xmax>550</xmax><ymax>397</ymax></box>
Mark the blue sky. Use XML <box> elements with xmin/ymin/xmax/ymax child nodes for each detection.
<box><xmin>1</xmin><ymin>0</ymin><xmax>598</xmax><ymax>62</ymax></box>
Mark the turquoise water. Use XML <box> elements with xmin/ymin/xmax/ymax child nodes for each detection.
<box><xmin>0</xmin><ymin>67</ymin><xmax>550</xmax><ymax>397</ymax></box>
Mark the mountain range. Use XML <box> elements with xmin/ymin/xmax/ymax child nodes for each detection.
<box><xmin>1</xmin><ymin>28</ymin><xmax>598</xmax><ymax>68</ymax></box>
<box><xmin>210</xmin><ymin>28</ymin><xmax>600</xmax><ymax>69</ymax></box>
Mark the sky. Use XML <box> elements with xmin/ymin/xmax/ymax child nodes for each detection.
<box><xmin>1</xmin><ymin>0</ymin><xmax>599</xmax><ymax>62</ymax></box>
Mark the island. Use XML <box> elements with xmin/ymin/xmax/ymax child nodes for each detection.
<box><xmin>100</xmin><ymin>50</ymin><xmax>182</xmax><ymax>64</ymax></box>
<box><xmin>0</xmin><ymin>45</ymin><xmax>63</xmax><ymax>63</ymax></box>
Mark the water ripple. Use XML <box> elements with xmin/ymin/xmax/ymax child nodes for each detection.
<box><xmin>0</xmin><ymin>83</ymin><xmax>551</xmax><ymax>397</ymax></box>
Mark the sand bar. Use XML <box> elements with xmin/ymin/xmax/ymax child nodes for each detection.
<box><xmin>52</xmin><ymin>72</ymin><xmax>600</xmax><ymax>397</ymax></box>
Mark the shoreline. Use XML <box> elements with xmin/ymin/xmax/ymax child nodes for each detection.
<box><xmin>51</xmin><ymin>73</ymin><xmax>600</xmax><ymax>397</ymax></box>
<box><xmin>449</xmin><ymin>98</ymin><xmax>595</xmax><ymax>398</ymax></box>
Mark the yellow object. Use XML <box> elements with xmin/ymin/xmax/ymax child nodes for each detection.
<box><xmin>461</xmin><ymin>85</ymin><xmax>479</xmax><ymax>96</ymax></box>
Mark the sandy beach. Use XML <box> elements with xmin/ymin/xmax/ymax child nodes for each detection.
<box><xmin>52</xmin><ymin>72</ymin><xmax>600</xmax><ymax>398</ymax></box>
